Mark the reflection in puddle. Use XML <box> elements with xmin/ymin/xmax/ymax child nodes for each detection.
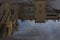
<box><xmin>13</xmin><ymin>19</ymin><xmax>60</xmax><ymax>40</ymax></box>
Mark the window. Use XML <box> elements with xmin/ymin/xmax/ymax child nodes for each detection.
<box><xmin>28</xmin><ymin>8</ymin><xmax>30</xmax><ymax>11</ymax></box>
<box><xmin>39</xmin><ymin>4</ymin><xmax>42</xmax><ymax>7</ymax></box>
<box><xmin>39</xmin><ymin>10</ymin><xmax>41</xmax><ymax>14</ymax></box>
<box><xmin>47</xmin><ymin>14</ymin><xmax>56</xmax><ymax>16</ymax></box>
<box><xmin>24</xmin><ymin>2</ymin><xmax>27</xmax><ymax>4</ymax></box>
<box><xmin>31</xmin><ymin>1</ymin><xmax>33</xmax><ymax>4</ymax></box>
<box><xmin>11</xmin><ymin>9</ymin><xmax>14</xmax><ymax>15</ymax></box>
<box><xmin>3</xmin><ymin>10</ymin><xmax>6</xmax><ymax>15</ymax></box>
<box><xmin>34</xmin><ymin>7</ymin><xmax>36</xmax><ymax>10</ymax></box>
<box><xmin>0</xmin><ymin>4</ymin><xmax>2</xmax><ymax>6</ymax></box>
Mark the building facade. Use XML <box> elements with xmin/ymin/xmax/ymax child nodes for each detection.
<box><xmin>24</xmin><ymin>0</ymin><xmax>34</xmax><ymax>20</ymax></box>
<box><xmin>34</xmin><ymin>0</ymin><xmax>47</xmax><ymax>22</ymax></box>
<box><xmin>0</xmin><ymin>0</ymin><xmax>60</xmax><ymax>23</ymax></box>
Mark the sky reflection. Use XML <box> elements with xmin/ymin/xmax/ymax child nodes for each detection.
<box><xmin>13</xmin><ymin>19</ymin><xmax>60</xmax><ymax>40</ymax></box>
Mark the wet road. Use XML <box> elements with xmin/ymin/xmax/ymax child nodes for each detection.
<box><xmin>8</xmin><ymin>20</ymin><xmax>60</xmax><ymax>40</ymax></box>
